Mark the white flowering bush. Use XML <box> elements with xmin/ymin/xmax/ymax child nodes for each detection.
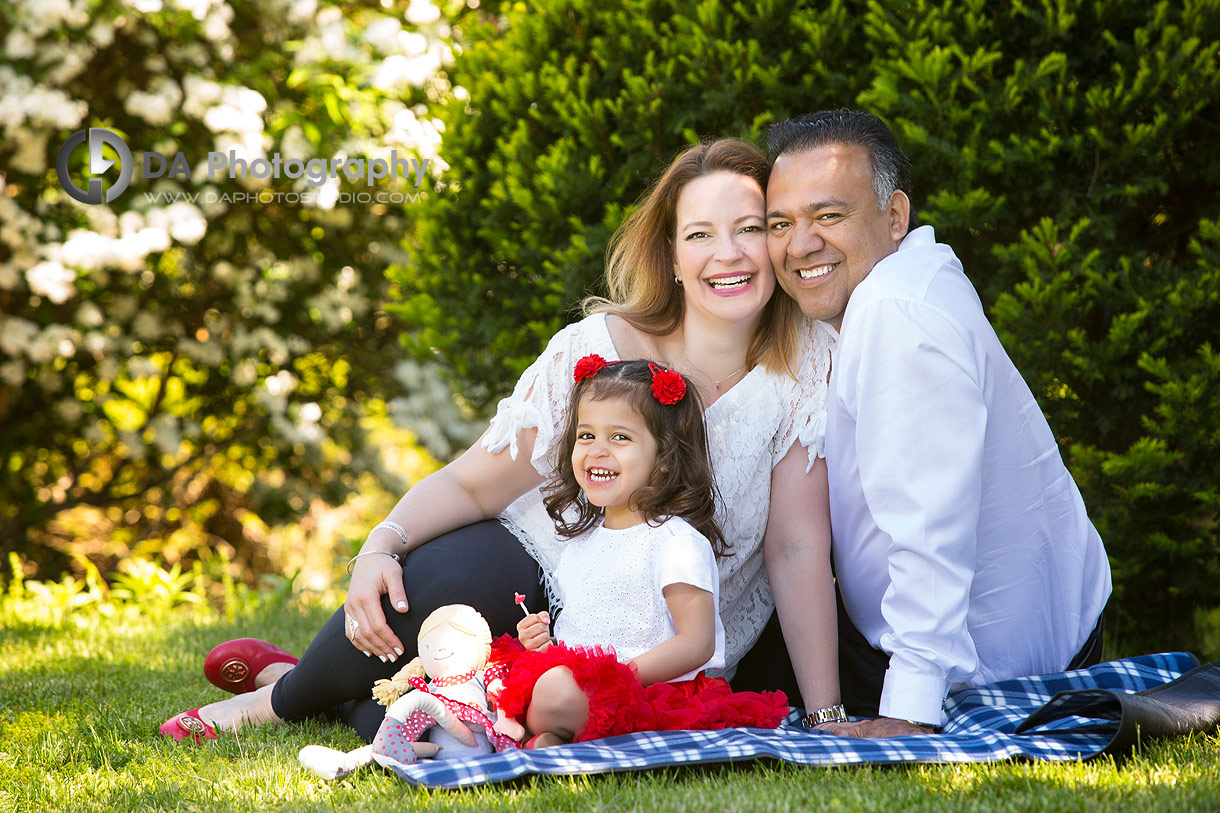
<box><xmin>0</xmin><ymin>0</ymin><xmax>479</xmax><ymax>578</ymax></box>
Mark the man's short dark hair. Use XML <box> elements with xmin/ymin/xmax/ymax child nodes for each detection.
<box><xmin>767</xmin><ymin>109</ymin><xmax>917</xmax><ymax>231</ymax></box>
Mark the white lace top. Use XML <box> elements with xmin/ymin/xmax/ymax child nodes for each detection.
<box><xmin>483</xmin><ymin>312</ymin><xmax>833</xmax><ymax>674</ymax></box>
<box><xmin>553</xmin><ymin>517</ymin><xmax>725</xmax><ymax>683</ymax></box>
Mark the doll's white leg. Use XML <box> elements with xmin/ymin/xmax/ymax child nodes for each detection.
<box><xmin>385</xmin><ymin>692</ymin><xmax>477</xmax><ymax>747</ymax></box>
<box><xmin>297</xmin><ymin>744</ymin><xmax>374</xmax><ymax>780</ymax></box>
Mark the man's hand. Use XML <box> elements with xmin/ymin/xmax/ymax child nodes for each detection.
<box><xmin>832</xmin><ymin>717</ymin><xmax>936</xmax><ymax>738</ymax></box>
<box><xmin>808</xmin><ymin>720</ymin><xmax>858</xmax><ymax>736</ymax></box>
<box><xmin>517</xmin><ymin>611</ymin><xmax>552</xmax><ymax>651</ymax></box>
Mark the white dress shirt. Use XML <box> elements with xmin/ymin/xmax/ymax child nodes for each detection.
<box><xmin>826</xmin><ymin>226</ymin><xmax>1112</xmax><ymax>726</ymax></box>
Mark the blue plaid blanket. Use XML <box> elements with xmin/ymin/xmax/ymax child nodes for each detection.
<box><xmin>384</xmin><ymin>652</ymin><xmax>1200</xmax><ymax>789</ymax></box>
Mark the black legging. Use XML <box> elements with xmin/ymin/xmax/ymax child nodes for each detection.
<box><xmin>270</xmin><ymin>520</ymin><xmax>547</xmax><ymax>741</ymax></box>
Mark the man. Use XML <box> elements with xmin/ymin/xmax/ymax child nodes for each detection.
<box><xmin>765</xmin><ymin>109</ymin><xmax>1111</xmax><ymax>738</ymax></box>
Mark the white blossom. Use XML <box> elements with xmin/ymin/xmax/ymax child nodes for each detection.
<box><xmin>131</xmin><ymin>312</ymin><xmax>164</xmax><ymax>341</ymax></box>
<box><xmin>0</xmin><ymin>359</ymin><xmax>25</xmax><ymax>387</ymax></box>
<box><xmin>182</xmin><ymin>74</ymin><xmax>224</xmax><ymax>118</ymax></box>
<box><xmin>363</xmin><ymin>17</ymin><xmax>402</xmax><ymax>53</ymax></box>
<box><xmin>373</xmin><ymin>53</ymin><xmax>441</xmax><ymax>90</ymax></box>
<box><xmin>5</xmin><ymin>30</ymin><xmax>37</xmax><ymax>60</ymax></box>
<box><xmin>26</xmin><ymin>261</ymin><xmax>77</xmax><ymax>304</ymax></box>
<box><xmin>264</xmin><ymin>369</ymin><xmax>296</xmax><ymax>396</ymax></box>
<box><xmin>27</xmin><ymin>324</ymin><xmax>79</xmax><ymax>364</ymax></box>
<box><xmin>399</xmin><ymin>31</ymin><xmax>429</xmax><ymax>57</ymax></box>
<box><xmin>0</xmin><ymin>67</ymin><xmax>88</xmax><ymax>131</ymax></box>
<box><xmin>180</xmin><ymin>338</ymin><xmax>224</xmax><ymax>365</ymax></box>
<box><xmin>18</xmin><ymin>0</ymin><xmax>90</xmax><ymax>36</ymax></box>
<box><xmin>96</xmin><ymin>357</ymin><xmax>118</xmax><ymax>383</ymax></box>
<box><xmin>82</xmin><ymin>331</ymin><xmax>108</xmax><ymax>355</ymax></box>
<box><xmin>56</xmin><ymin>399</ymin><xmax>84</xmax><ymax>422</ymax></box>
<box><xmin>82</xmin><ymin>421</ymin><xmax>106</xmax><ymax>445</ymax></box>
<box><xmin>232</xmin><ymin>358</ymin><xmax>257</xmax><ymax>386</ymax></box>
<box><xmin>146</xmin><ymin>201</ymin><xmax>208</xmax><ymax>244</ymax></box>
<box><xmin>89</xmin><ymin>20</ymin><xmax>116</xmax><ymax>47</ymax></box>
<box><xmin>76</xmin><ymin>302</ymin><xmax>105</xmax><ymax>328</ymax></box>
<box><xmin>44</xmin><ymin>43</ymin><xmax>95</xmax><ymax>85</ymax></box>
<box><xmin>314</xmin><ymin>173</ymin><xmax>340</xmax><ymax>210</ymax></box>
<box><xmin>128</xmin><ymin>357</ymin><xmax>160</xmax><ymax>379</ymax></box>
<box><xmin>151</xmin><ymin>412</ymin><xmax>182</xmax><ymax>456</ymax></box>
<box><xmin>125</xmin><ymin>78</ymin><xmax>184</xmax><ymax>125</ymax></box>
<box><xmin>0</xmin><ymin>263</ymin><xmax>19</xmax><ymax>290</ymax></box>
<box><xmin>9</xmin><ymin>129</ymin><xmax>47</xmax><ymax>175</ymax></box>
<box><xmin>202</xmin><ymin>5</ymin><xmax>234</xmax><ymax>44</ymax></box>
<box><xmin>0</xmin><ymin>317</ymin><xmax>39</xmax><ymax>357</ymax></box>
<box><xmin>170</xmin><ymin>0</ymin><xmax>224</xmax><ymax>21</ymax></box>
<box><xmin>287</xmin><ymin>0</ymin><xmax>317</xmax><ymax>24</ymax></box>
<box><xmin>406</xmin><ymin>0</ymin><xmax>441</xmax><ymax>25</ymax></box>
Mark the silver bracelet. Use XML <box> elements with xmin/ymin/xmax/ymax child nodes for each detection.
<box><xmin>369</xmin><ymin>520</ymin><xmax>409</xmax><ymax>546</ymax></box>
<box><xmin>346</xmin><ymin>549</ymin><xmax>402</xmax><ymax>576</ymax></box>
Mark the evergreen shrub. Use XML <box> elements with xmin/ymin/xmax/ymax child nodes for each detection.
<box><xmin>394</xmin><ymin>0</ymin><xmax>1220</xmax><ymax>654</ymax></box>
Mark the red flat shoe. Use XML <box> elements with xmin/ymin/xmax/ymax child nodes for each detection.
<box><xmin>160</xmin><ymin>708</ymin><xmax>218</xmax><ymax>743</ymax></box>
<box><xmin>203</xmin><ymin>638</ymin><xmax>299</xmax><ymax>695</ymax></box>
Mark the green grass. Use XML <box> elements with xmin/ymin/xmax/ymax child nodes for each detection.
<box><xmin>3</xmin><ymin>601</ymin><xmax>1220</xmax><ymax>812</ymax></box>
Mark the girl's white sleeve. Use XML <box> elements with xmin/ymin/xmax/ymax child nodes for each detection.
<box><xmin>656</xmin><ymin>522</ymin><xmax>718</xmax><ymax>595</ymax></box>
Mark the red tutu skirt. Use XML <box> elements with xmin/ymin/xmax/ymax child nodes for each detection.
<box><xmin>488</xmin><ymin>635</ymin><xmax>788</xmax><ymax>742</ymax></box>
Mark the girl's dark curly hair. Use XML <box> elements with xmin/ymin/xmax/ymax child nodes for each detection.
<box><xmin>543</xmin><ymin>359</ymin><xmax>728</xmax><ymax>556</ymax></box>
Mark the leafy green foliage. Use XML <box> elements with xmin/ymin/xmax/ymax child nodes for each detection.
<box><xmin>0</xmin><ymin>0</ymin><xmax>475</xmax><ymax>580</ymax></box>
<box><xmin>395</xmin><ymin>0</ymin><xmax>1220</xmax><ymax>653</ymax></box>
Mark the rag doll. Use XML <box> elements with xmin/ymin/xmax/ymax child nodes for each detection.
<box><xmin>298</xmin><ymin>604</ymin><xmax>519</xmax><ymax>779</ymax></box>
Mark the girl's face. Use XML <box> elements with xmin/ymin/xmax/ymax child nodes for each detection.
<box><xmin>418</xmin><ymin>621</ymin><xmax>482</xmax><ymax>679</ymax></box>
<box><xmin>571</xmin><ymin>393</ymin><xmax>659</xmax><ymax>530</ymax></box>
<box><xmin>672</xmin><ymin>171</ymin><xmax>775</xmax><ymax>330</ymax></box>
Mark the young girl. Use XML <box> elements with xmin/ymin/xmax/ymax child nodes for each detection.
<box><xmin>489</xmin><ymin>355</ymin><xmax>789</xmax><ymax>748</ymax></box>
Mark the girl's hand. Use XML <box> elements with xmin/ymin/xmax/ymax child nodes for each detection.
<box><xmin>343</xmin><ymin>554</ymin><xmax>409</xmax><ymax>661</ymax></box>
<box><xmin>517</xmin><ymin>611</ymin><xmax>552</xmax><ymax>651</ymax></box>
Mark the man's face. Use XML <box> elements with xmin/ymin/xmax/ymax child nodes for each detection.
<box><xmin>766</xmin><ymin>143</ymin><xmax>910</xmax><ymax>331</ymax></box>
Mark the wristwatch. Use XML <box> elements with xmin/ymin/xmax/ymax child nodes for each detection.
<box><xmin>801</xmin><ymin>703</ymin><xmax>849</xmax><ymax>728</ymax></box>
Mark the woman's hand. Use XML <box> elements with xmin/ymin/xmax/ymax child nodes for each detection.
<box><xmin>343</xmin><ymin>553</ymin><xmax>409</xmax><ymax>661</ymax></box>
<box><xmin>337</xmin><ymin>429</ymin><xmax>547</xmax><ymax>661</ymax></box>
<box><xmin>517</xmin><ymin>611</ymin><xmax>552</xmax><ymax>651</ymax></box>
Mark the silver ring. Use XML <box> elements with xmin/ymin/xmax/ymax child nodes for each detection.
<box><xmin>346</xmin><ymin>615</ymin><xmax>360</xmax><ymax>637</ymax></box>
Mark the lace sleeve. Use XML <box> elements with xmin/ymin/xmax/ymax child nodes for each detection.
<box><xmin>481</xmin><ymin>314</ymin><xmax>616</xmax><ymax>478</ymax></box>
<box><xmin>772</xmin><ymin>318</ymin><xmax>836</xmax><ymax>472</ymax></box>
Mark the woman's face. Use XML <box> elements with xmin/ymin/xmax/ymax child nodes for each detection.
<box><xmin>672</xmin><ymin>171</ymin><xmax>775</xmax><ymax>329</ymax></box>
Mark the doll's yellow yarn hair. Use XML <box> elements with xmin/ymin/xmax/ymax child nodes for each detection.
<box><xmin>372</xmin><ymin>604</ymin><xmax>493</xmax><ymax>706</ymax></box>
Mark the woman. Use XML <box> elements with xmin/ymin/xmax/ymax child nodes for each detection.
<box><xmin>161</xmin><ymin>139</ymin><xmax>841</xmax><ymax>742</ymax></box>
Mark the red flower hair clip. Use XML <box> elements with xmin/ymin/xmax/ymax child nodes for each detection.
<box><xmin>649</xmin><ymin>363</ymin><xmax>686</xmax><ymax>405</ymax></box>
<box><xmin>573</xmin><ymin>354</ymin><xmax>610</xmax><ymax>383</ymax></box>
